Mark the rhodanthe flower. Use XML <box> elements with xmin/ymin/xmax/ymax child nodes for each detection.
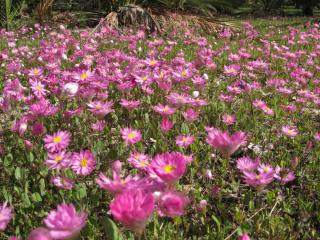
<box><xmin>44</xmin><ymin>203</ymin><xmax>87</xmax><ymax>239</ymax></box>
<box><xmin>44</xmin><ymin>131</ymin><xmax>71</xmax><ymax>153</ymax></box>
<box><xmin>121</xmin><ymin>128</ymin><xmax>142</xmax><ymax>145</ymax></box>
<box><xmin>158</xmin><ymin>191</ymin><xmax>189</xmax><ymax>218</ymax></box>
<box><xmin>206</xmin><ymin>128</ymin><xmax>247</xmax><ymax>157</ymax></box>
<box><xmin>0</xmin><ymin>202</ymin><xmax>12</xmax><ymax>231</ymax></box>
<box><xmin>151</xmin><ymin>152</ymin><xmax>187</xmax><ymax>183</ymax></box>
<box><xmin>71</xmin><ymin>150</ymin><xmax>96</xmax><ymax>176</ymax></box>
<box><xmin>110</xmin><ymin>189</ymin><xmax>155</xmax><ymax>234</ymax></box>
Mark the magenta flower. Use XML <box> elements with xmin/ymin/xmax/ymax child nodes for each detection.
<box><xmin>153</xmin><ymin>104</ymin><xmax>176</xmax><ymax>116</ymax></box>
<box><xmin>236</xmin><ymin>156</ymin><xmax>260</xmax><ymax>172</ymax></box>
<box><xmin>45</xmin><ymin>151</ymin><xmax>71</xmax><ymax>170</ymax></box>
<box><xmin>71</xmin><ymin>150</ymin><xmax>96</xmax><ymax>176</ymax></box>
<box><xmin>128</xmin><ymin>152</ymin><xmax>150</xmax><ymax>170</ymax></box>
<box><xmin>175</xmin><ymin>135</ymin><xmax>194</xmax><ymax>147</ymax></box>
<box><xmin>120</xmin><ymin>99</ymin><xmax>140</xmax><ymax>110</ymax></box>
<box><xmin>151</xmin><ymin>152</ymin><xmax>187</xmax><ymax>183</ymax></box>
<box><xmin>206</xmin><ymin>128</ymin><xmax>247</xmax><ymax>157</ymax></box>
<box><xmin>224</xmin><ymin>64</ymin><xmax>240</xmax><ymax>76</ymax></box>
<box><xmin>87</xmin><ymin>100</ymin><xmax>114</xmax><ymax>118</ymax></box>
<box><xmin>44</xmin><ymin>203</ymin><xmax>87</xmax><ymax>239</ymax></box>
<box><xmin>44</xmin><ymin>131</ymin><xmax>71</xmax><ymax>153</ymax></box>
<box><xmin>274</xmin><ymin>166</ymin><xmax>296</xmax><ymax>185</ymax></box>
<box><xmin>121</xmin><ymin>128</ymin><xmax>142</xmax><ymax>145</ymax></box>
<box><xmin>238</xmin><ymin>233</ymin><xmax>251</xmax><ymax>240</ymax></box>
<box><xmin>32</xmin><ymin>122</ymin><xmax>46</xmax><ymax>136</ymax></box>
<box><xmin>110</xmin><ymin>189</ymin><xmax>154</xmax><ymax>234</ymax></box>
<box><xmin>314</xmin><ymin>132</ymin><xmax>320</xmax><ymax>141</ymax></box>
<box><xmin>0</xmin><ymin>202</ymin><xmax>12</xmax><ymax>230</ymax></box>
<box><xmin>28</xmin><ymin>228</ymin><xmax>51</xmax><ymax>240</ymax></box>
<box><xmin>158</xmin><ymin>191</ymin><xmax>189</xmax><ymax>218</ymax></box>
<box><xmin>222</xmin><ymin>114</ymin><xmax>236</xmax><ymax>125</ymax></box>
<box><xmin>160</xmin><ymin>118</ymin><xmax>174</xmax><ymax>132</ymax></box>
<box><xmin>51</xmin><ymin>176</ymin><xmax>74</xmax><ymax>190</ymax></box>
<box><xmin>30</xmin><ymin>80</ymin><xmax>48</xmax><ymax>98</ymax></box>
<box><xmin>91</xmin><ymin>120</ymin><xmax>106</xmax><ymax>132</ymax></box>
<box><xmin>182</xmin><ymin>108</ymin><xmax>199</xmax><ymax>122</ymax></box>
<box><xmin>282</xmin><ymin>125</ymin><xmax>298</xmax><ymax>137</ymax></box>
<box><xmin>242</xmin><ymin>171</ymin><xmax>274</xmax><ymax>191</ymax></box>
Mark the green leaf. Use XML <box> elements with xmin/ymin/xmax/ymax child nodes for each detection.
<box><xmin>15</xmin><ymin>167</ymin><xmax>21</xmax><ymax>180</ymax></box>
<box><xmin>31</xmin><ymin>192</ymin><xmax>42</xmax><ymax>202</ymax></box>
<box><xmin>101</xmin><ymin>217</ymin><xmax>121</xmax><ymax>240</ymax></box>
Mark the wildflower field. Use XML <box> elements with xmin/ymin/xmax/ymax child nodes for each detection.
<box><xmin>0</xmin><ymin>18</ymin><xmax>319</xmax><ymax>239</ymax></box>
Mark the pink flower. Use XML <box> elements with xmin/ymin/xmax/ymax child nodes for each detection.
<box><xmin>222</xmin><ymin>114</ymin><xmax>236</xmax><ymax>125</ymax></box>
<box><xmin>110</xmin><ymin>189</ymin><xmax>154</xmax><ymax>234</ymax></box>
<box><xmin>87</xmin><ymin>100</ymin><xmax>114</xmax><ymax>118</ymax></box>
<box><xmin>91</xmin><ymin>120</ymin><xmax>106</xmax><ymax>132</ymax></box>
<box><xmin>242</xmin><ymin>171</ymin><xmax>274</xmax><ymax>191</ymax></box>
<box><xmin>28</xmin><ymin>228</ymin><xmax>51</xmax><ymax>240</ymax></box>
<box><xmin>224</xmin><ymin>64</ymin><xmax>240</xmax><ymax>76</ymax></box>
<box><xmin>274</xmin><ymin>166</ymin><xmax>296</xmax><ymax>184</ymax></box>
<box><xmin>32</xmin><ymin>122</ymin><xmax>46</xmax><ymax>136</ymax></box>
<box><xmin>158</xmin><ymin>191</ymin><xmax>189</xmax><ymax>218</ymax></box>
<box><xmin>45</xmin><ymin>151</ymin><xmax>71</xmax><ymax>170</ymax></box>
<box><xmin>182</xmin><ymin>108</ymin><xmax>199</xmax><ymax>122</ymax></box>
<box><xmin>51</xmin><ymin>176</ymin><xmax>74</xmax><ymax>190</ymax></box>
<box><xmin>121</xmin><ymin>128</ymin><xmax>142</xmax><ymax>145</ymax></box>
<box><xmin>175</xmin><ymin>135</ymin><xmax>194</xmax><ymax>147</ymax></box>
<box><xmin>238</xmin><ymin>233</ymin><xmax>251</xmax><ymax>240</ymax></box>
<box><xmin>160</xmin><ymin>118</ymin><xmax>174</xmax><ymax>132</ymax></box>
<box><xmin>0</xmin><ymin>202</ymin><xmax>12</xmax><ymax>230</ymax></box>
<box><xmin>30</xmin><ymin>80</ymin><xmax>48</xmax><ymax>98</ymax></box>
<box><xmin>206</xmin><ymin>128</ymin><xmax>247</xmax><ymax>157</ymax></box>
<box><xmin>44</xmin><ymin>131</ymin><xmax>71</xmax><ymax>153</ymax></box>
<box><xmin>71</xmin><ymin>150</ymin><xmax>96</xmax><ymax>176</ymax></box>
<box><xmin>128</xmin><ymin>152</ymin><xmax>150</xmax><ymax>170</ymax></box>
<box><xmin>236</xmin><ymin>156</ymin><xmax>260</xmax><ymax>172</ymax></box>
<box><xmin>44</xmin><ymin>203</ymin><xmax>87</xmax><ymax>239</ymax></box>
<box><xmin>153</xmin><ymin>104</ymin><xmax>176</xmax><ymax>116</ymax></box>
<box><xmin>151</xmin><ymin>152</ymin><xmax>187</xmax><ymax>183</ymax></box>
<box><xmin>314</xmin><ymin>132</ymin><xmax>320</xmax><ymax>141</ymax></box>
<box><xmin>120</xmin><ymin>99</ymin><xmax>140</xmax><ymax>110</ymax></box>
<box><xmin>282</xmin><ymin>125</ymin><xmax>298</xmax><ymax>137</ymax></box>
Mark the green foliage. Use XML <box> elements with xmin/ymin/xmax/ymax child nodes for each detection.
<box><xmin>0</xmin><ymin>0</ymin><xmax>25</xmax><ymax>29</ymax></box>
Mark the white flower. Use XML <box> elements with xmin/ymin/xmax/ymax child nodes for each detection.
<box><xmin>62</xmin><ymin>82</ymin><xmax>79</xmax><ymax>97</ymax></box>
<box><xmin>192</xmin><ymin>91</ymin><xmax>200</xmax><ymax>98</ymax></box>
<box><xmin>203</xmin><ymin>73</ymin><xmax>209</xmax><ymax>80</ymax></box>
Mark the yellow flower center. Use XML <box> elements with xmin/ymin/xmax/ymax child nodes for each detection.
<box><xmin>181</xmin><ymin>71</ymin><xmax>187</xmax><ymax>76</ymax></box>
<box><xmin>33</xmin><ymin>69</ymin><xmax>39</xmax><ymax>75</ymax></box>
<box><xmin>228</xmin><ymin>68</ymin><xmax>236</xmax><ymax>73</ymax></box>
<box><xmin>287</xmin><ymin>129</ymin><xmax>293</xmax><ymax>134</ymax></box>
<box><xmin>226</xmin><ymin>116</ymin><xmax>232</xmax><ymax>122</ymax></box>
<box><xmin>128</xmin><ymin>132</ymin><xmax>136</xmax><ymax>139</ymax></box>
<box><xmin>142</xmin><ymin>76</ymin><xmax>148</xmax><ymax>81</ymax></box>
<box><xmin>149</xmin><ymin>60</ymin><xmax>156</xmax><ymax>65</ymax></box>
<box><xmin>80</xmin><ymin>73</ymin><xmax>88</xmax><ymax>80</ymax></box>
<box><xmin>53</xmin><ymin>136</ymin><xmax>62</xmax><ymax>143</ymax></box>
<box><xmin>255</xmin><ymin>175</ymin><xmax>261</xmax><ymax>180</ymax></box>
<box><xmin>139</xmin><ymin>161</ymin><xmax>148</xmax><ymax>167</ymax></box>
<box><xmin>55</xmin><ymin>156</ymin><xmax>63</xmax><ymax>163</ymax></box>
<box><xmin>80</xmin><ymin>159</ymin><xmax>88</xmax><ymax>167</ymax></box>
<box><xmin>163</xmin><ymin>164</ymin><xmax>175</xmax><ymax>173</ymax></box>
<box><xmin>95</xmin><ymin>104</ymin><xmax>102</xmax><ymax>109</ymax></box>
<box><xmin>263</xmin><ymin>167</ymin><xmax>270</xmax><ymax>173</ymax></box>
<box><xmin>181</xmin><ymin>137</ymin><xmax>188</xmax><ymax>143</ymax></box>
<box><xmin>36</xmin><ymin>85</ymin><xmax>42</xmax><ymax>91</ymax></box>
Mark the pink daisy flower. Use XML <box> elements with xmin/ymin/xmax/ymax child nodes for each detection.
<box><xmin>121</xmin><ymin>128</ymin><xmax>142</xmax><ymax>145</ymax></box>
<box><xmin>44</xmin><ymin>131</ymin><xmax>71</xmax><ymax>153</ymax></box>
<box><xmin>120</xmin><ymin>99</ymin><xmax>140</xmax><ymax>110</ymax></box>
<box><xmin>0</xmin><ymin>202</ymin><xmax>12</xmax><ymax>231</ymax></box>
<box><xmin>236</xmin><ymin>156</ymin><xmax>260</xmax><ymax>172</ymax></box>
<box><xmin>44</xmin><ymin>203</ymin><xmax>87</xmax><ymax>239</ymax></box>
<box><xmin>91</xmin><ymin>120</ymin><xmax>106</xmax><ymax>132</ymax></box>
<box><xmin>30</xmin><ymin>80</ymin><xmax>49</xmax><ymax>98</ymax></box>
<box><xmin>206</xmin><ymin>128</ymin><xmax>247</xmax><ymax>157</ymax></box>
<box><xmin>87</xmin><ymin>100</ymin><xmax>114</xmax><ymax>118</ymax></box>
<box><xmin>175</xmin><ymin>135</ymin><xmax>194</xmax><ymax>148</ymax></box>
<box><xmin>45</xmin><ymin>151</ymin><xmax>71</xmax><ymax>170</ymax></box>
<box><xmin>222</xmin><ymin>114</ymin><xmax>236</xmax><ymax>125</ymax></box>
<box><xmin>282</xmin><ymin>125</ymin><xmax>299</xmax><ymax>137</ymax></box>
<box><xmin>110</xmin><ymin>189</ymin><xmax>154</xmax><ymax>234</ymax></box>
<box><xmin>151</xmin><ymin>152</ymin><xmax>187</xmax><ymax>183</ymax></box>
<box><xmin>274</xmin><ymin>166</ymin><xmax>296</xmax><ymax>185</ymax></box>
<box><xmin>153</xmin><ymin>104</ymin><xmax>176</xmax><ymax>116</ymax></box>
<box><xmin>314</xmin><ymin>132</ymin><xmax>320</xmax><ymax>141</ymax></box>
<box><xmin>158</xmin><ymin>191</ymin><xmax>189</xmax><ymax>218</ymax></box>
<box><xmin>51</xmin><ymin>176</ymin><xmax>74</xmax><ymax>190</ymax></box>
<box><xmin>71</xmin><ymin>150</ymin><xmax>96</xmax><ymax>176</ymax></box>
<box><xmin>128</xmin><ymin>152</ymin><xmax>150</xmax><ymax>170</ymax></box>
<box><xmin>160</xmin><ymin>118</ymin><xmax>174</xmax><ymax>132</ymax></box>
<box><xmin>182</xmin><ymin>108</ymin><xmax>199</xmax><ymax>122</ymax></box>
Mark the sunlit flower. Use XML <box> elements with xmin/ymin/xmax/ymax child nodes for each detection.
<box><xmin>121</xmin><ymin>128</ymin><xmax>142</xmax><ymax>145</ymax></box>
<box><xmin>0</xmin><ymin>202</ymin><xmax>12</xmax><ymax>231</ymax></box>
<box><xmin>71</xmin><ymin>150</ymin><xmax>96</xmax><ymax>176</ymax></box>
<box><xmin>44</xmin><ymin>131</ymin><xmax>71</xmax><ymax>153</ymax></box>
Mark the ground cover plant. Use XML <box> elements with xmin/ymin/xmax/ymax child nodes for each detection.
<box><xmin>0</xmin><ymin>18</ymin><xmax>320</xmax><ymax>239</ymax></box>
